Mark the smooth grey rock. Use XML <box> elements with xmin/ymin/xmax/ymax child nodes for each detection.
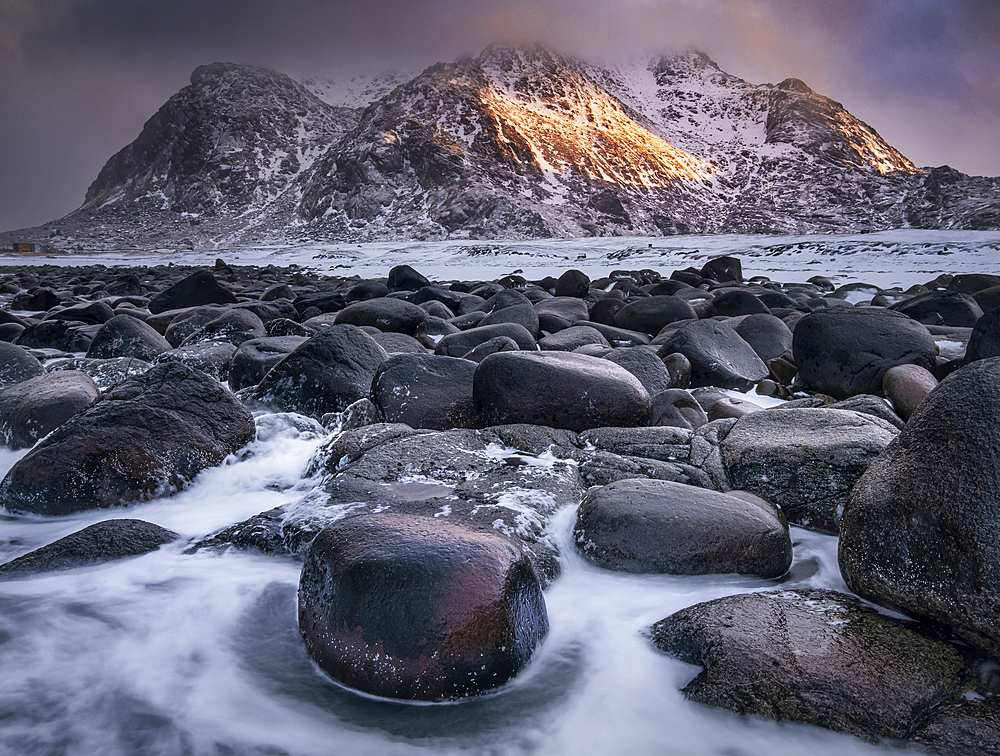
<box><xmin>650</xmin><ymin>589</ymin><xmax>965</xmax><ymax>742</ymax></box>
<box><xmin>721</xmin><ymin>408</ymin><xmax>897</xmax><ymax>533</ymax></box>
<box><xmin>839</xmin><ymin>357</ymin><xmax>1000</xmax><ymax>661</ymax></box>
<box><xmin>574</xmin><ymin>478</ymin><xmax>791</xmax><ymax>576</ymax></box>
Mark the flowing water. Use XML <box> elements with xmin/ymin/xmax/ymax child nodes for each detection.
<box><xmin>0</xmin><ymin>411</ymin><xmax>908</xmax><ymax>756</ymax></box>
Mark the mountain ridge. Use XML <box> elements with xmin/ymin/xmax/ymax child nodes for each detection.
<box><xmin>4</xmin><ymin>45</ymin><xmax>998</xmax><ymax>250</ymax></box>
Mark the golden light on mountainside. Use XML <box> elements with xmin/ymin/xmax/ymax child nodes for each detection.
<box><xmin>479</xmin><ymin>85</ymin><xmax>713</xmax><ymax>187</ymax></box>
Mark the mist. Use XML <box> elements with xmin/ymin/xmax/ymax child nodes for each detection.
<box><xmin>1</xmin><ymin>0</ymin><xmax>997</xmax><ymax>231</ymax></box>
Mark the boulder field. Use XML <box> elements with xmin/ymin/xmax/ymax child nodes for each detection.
<box><xmin>0</xmin><ymin>257</ymin><xmax>996</xmax><ymax>746</ymax></box>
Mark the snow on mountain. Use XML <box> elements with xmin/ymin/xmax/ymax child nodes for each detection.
<box><xmin>4</xmin><ymin>45</ymin><xmax>998</xmax><ymax>251</ymax></box>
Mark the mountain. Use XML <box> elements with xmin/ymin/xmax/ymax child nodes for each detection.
<box><xmin>6</xmin><ymin>45</ymin><xmax>999</xmax><ymax>249</ymax></box>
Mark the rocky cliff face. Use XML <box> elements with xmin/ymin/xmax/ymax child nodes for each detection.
<box><xmin>9</xmin><ymin>46</ymin><xmax>999</xmax><ymax>249</ymax></box>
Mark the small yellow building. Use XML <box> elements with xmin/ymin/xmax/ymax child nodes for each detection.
<box><xmin>11</xmin><ymin>242</ymin><xmax>35</xmax><ymax>253</ymax></box>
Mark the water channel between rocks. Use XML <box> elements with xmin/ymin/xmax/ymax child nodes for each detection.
<box><xmin>0</xmin><ymin>409</ymin><xmax>899</xmax><ymax>756</ymax></box>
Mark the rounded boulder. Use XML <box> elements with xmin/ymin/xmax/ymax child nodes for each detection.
<box><xmin>298</xmin><ymin>513</ymin><xmax>548</xmax><ymax>700</ymax></box>
<box><xmin>574</xmin><ymin>479</ymin><xmax>791</xmax><ymax>577</ymax></box>
<box><xmin>473</xmin><ymin>351</ymin><xmax>652</xmax><ymax>432</ymax></box>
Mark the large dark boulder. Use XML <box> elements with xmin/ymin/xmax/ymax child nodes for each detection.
<box><xmin>155</xmin><ymin>341</ymin><xmax>237</xmax><ymax>381</ymax></box>
<box><xmin>0</xmin><ymin>361</ymin><xmax>255</xmax><ymax>515</ymax></box>
<box><xmin>732</xmin><ymin>313</ymin><xmax>793</xmax><ymax>363</ymax></box>
<box><xmin>161</xmin><ymin>305</ymin><xmax>229</xmax><ymax>346</ymax></box>
<box><xmin>251</xmin><ymin>325</ymin><xmax>388</xmax><ymax>419</ymax></box>
<box><xmin>720</xmin><ymin>407</ymin><xmax>897</xmax><ymax>534</ymax></box>
<box><xmin>793</xmin><ymin>308</ymin><xmax>937</xmax><ymax>399</ymax></box>
<box><xmin>298</xmin><ymin>513</ymin><xmax>548</xmax><ymax>700</ymax></box>
<box><xmin>965</xmin><ymin>308</ymin><xmax>1000</xmax><ymax>363</ymax></box>
<box><xmin>370</xmin><ymin>353</ymin><xmax>476</xmax><ymax>430</ymax></box>
<box><xmin>228</xmin><ymin>336</ymin><xmax>307</xmax><ymax>391</ymax></box>
<box><xmin>663</xmin><ymin>320</ymin><xmax>768</xmax><ymax>391</ymax></box>
<box><xmin>334</xmin><ymin>298</ymin><xmax>428</xmax><ymax>335</ymax></box>
<box><xmin>473</xmin><ymin>351</ymin><xmax>652</xmax><ymax>432</ymax></box>
<box><xmin>435</xmin><ymin>323</ymin><xmax>536</xmax><ymax>356</ymax></box>
<box><xmin>45</xmin><ymin>356</ymin><xmax>151</xmax><ymax>391</ymax></box>
<box><xmin>86</xmin><ymin>313</ymin><xmax>172</xmax><ymax>361</ymax></box>
<box><xmin>148</xmin><ymin>271</ymin><xmax>237</xmax><ymax>314</ymax></box>
<box><xmin>0</xmin><ymin>341</ymin><xmax>43</xmax><ymax>389</ymax></box>
<box><xmin>839</xmin><ymin>357</ymin><xmax>1000</xmax><ymax>660</ymax></box>
<box><xmin>890</xmin><ymin>290</ymin><xmax>984</xmax><ymax>328</ymax></box>
<box><xmin>180</xmin><ymin>308</ymin><xmax>266</xmax><ymax>347</ymax></box>
<box><xmin>612</xmin><ymin>296</ymin><xmax>697</xmax><ymax>336</ymax></box>
<box><xmin>650</xmin><ymin>590</ymin><xmax>965</xmax><ymax>742</ymax></box>
<box><xmin>573</xmin><ymin>479</ymin><xmax>791</xmax><ymax>577</ymax></box>
<box><xmin>0</xmin><ymin>371</ymin><xmax>100</xmax><ymax>449</ymax></box>
<box><xmin>0</xmin><ymin>519</ymin><xmax>179</xmax><ymax>578</ymax></box>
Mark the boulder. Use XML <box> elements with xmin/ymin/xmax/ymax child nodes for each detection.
<box><xmin>0</xmin><ymin>371</ymin><xmax>100</xmax><ymax>449</ymax></box>
<box><xmin>86</xmin><ymin>314</ymin><xmax>172</xmax><ymax>361</ymax></box>
<box><xmin>180</xmin><ymin>308</ymin><xmax>266</xmax><ymax>346</ymax></box>
<box><xmin>479</xmin><ymin>303</ymin><xmax>539</xmax><ymax>337</ymax></box>
<box><xmin>602</xmin><ymin>347</ymin><xmax>676</xmax><ymax>395</ymax></box>
<box><xmin>706</xmin><ymin>290</ymin><xmax>769</xmax><ymax>317</ymax></box>
<box><xmin>162</xmin><ymin>305</ymin><xmax>229</xmax><ymax>346</ymax></box>
<box><xmin>612</xmin><ymin>296</ymin><xmax>697</xmax><ymax>335</ymax></box>
<box><xmin>793</xmin><ymin>308</ymin><xmax>937</xmax><ymax>399</ymax></box>
<box><xmin>155</xmin><ymin>341</ymin><xmax>237</xmax><ymax>381</ymax></box>
<box><xmin>966</xmin><ymin>308</ymin><xmax>1000</xmax><ymax>363</ymax></box>
<box><xmin>732</xmin><ymin>313</ymin><xmax>793</xmax><ymax>363</ymax></box>
<box><xmin>721</xmin><ymin>407</ymin><xmax>897</xmax><ymax>533</ymax></box>
<box><xmin>228</xmin><ymin>336</ymin><xmax>307</xmax><ymax>391</ymax></box>
<box><xmin>370</xmin><ymin>353</ymin><xmax>476</xmax><ymax>430</ymax></box>
<box><xmin>462</xmin><ymin>335</ymin><xmax>520</xmax><ymax>363</ymax></box>
<box><xmin>0</xmin><ymin>341</ymin><xmax>44</xmax><ymax>389</ymax></box>
<box><xmin>574</xmin><ymin>479</ymin><xmax>791</xmax><ymax>577</ymax></box>
<box><xmin>0</xmin><ymin>361</ymin><xmax>255</xmax><ymax>515</ymax></box>
<box><xmin>539</xmin><ymin>325</ymin><xmax>610</xmax><ymax>352</ymax></box>
<box><xmin>912</xmin><ymin>699</ymin><xmax>1000</xmax><ymax>756</ymax></box>
<box><xmin>663</xmin><ymin>320</ymin><xmax>768</xmax><ymax>391</ymax></box>
<box><xmin>882</xmin><ymin>363</ymin><xmax>938</xmax><ymax>420</ymax></box>
<box><xmin>435</xmin><ymin>323</ymin><xmax>536</xmax><ymax>356</ymax></box>
<box><xmin>298</xmin><ymin>513</ymin><xmax>548</xmax><ymax>700</ymax></box>
<box><xmin>251</xmin><ymin>325</ymin><xmax>388</xmax><ymax>418</ymax></box>
<box><xmin>650</xmin><ymin>590</ymin><xmax>965</xmax><ymax>742</ymax></box>
<box><xmin>891</xmin><ymin>290</ymin><xmax>984</xmax><ymax>328</ymax></box>
<box><xmin>334</xmin><ymin>297</ymin><xmax>428</xmax><ymax>335</ymax></box>
<box><xmin>45</xmin><ymin>356</ymin><xmax>151</xmax><ymax>392</ymax></box>
<box><xmin>554</xmin><ymin>269</ymin><xmax>590</xmax><ymax>298</ymax></box>
<box><xmin>0</xmin><ymin>519</ymin><xmax>179</xmax><ymax>578</ymax></box>
<box><xmin>386</xmin><ymin>264</ymin><xmax>429</xmax><ymax>291</ymax></box>
<box><xmin>839</xmin><ymin>357</ymin><xmax>1000</xmax><ymax>660</ymax></box>
<box><xmin>148</xmin><ymin>270</ymin><xmax>237</xmax><ymax>314</ymax></box>
<box><xmin>473</xmin><ymin>351</ymin><xmax>652</xmax><ymax>432</ymax></box>
<box><xmin>649</xmin><ymin>389</ymin><xmax>708</xmax><ymax>430</ymax></box>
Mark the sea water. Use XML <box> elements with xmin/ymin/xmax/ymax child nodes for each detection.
<box><xmin>0</xmin><ymin>411</ymin><xmax>903</xmax><ymax>756</ymax></box>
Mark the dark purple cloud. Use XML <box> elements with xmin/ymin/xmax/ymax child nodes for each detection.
<box><xmin>1</xmin><ymin>0</ymin><xmax>998</xmax><ymax>231</ymax></box>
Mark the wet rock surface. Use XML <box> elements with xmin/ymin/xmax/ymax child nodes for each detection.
<box><xmin>840</xmin><ymin>357</ymin><xmax>1000</xmax><ymax>661</ymax></box>
<box><xmin>2</xmin><ymin>260</ymin><xmax>1000</xmax><ymax>749</ymax></box>
<box><xmin>573</xmin><ymin>479</ymin><xmax>791</xmax><ymax>577</ymax></box>
<box><xmin>0</xmin><ymin>519</ymin><xmax>179</xmax><ymax>578</ymax></box>
<box><xmin>298</xmin><ymin>513</ymin><xmax>548</xmax><ymax>700</ymax></box>
<box><xmin>650</xmin><ymin>589</ymin><xmax>967</xmax><ymax>742</ymax></box>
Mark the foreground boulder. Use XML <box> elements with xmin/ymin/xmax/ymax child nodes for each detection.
<box><xmin>148</xmin><ymin>270</ymin><xmax>237</xmax><ymax>314</ymax></box>
<box><xmin>0</xmin><ymin>371</ymin><xmax>100</xmax><ymax>449</ymax></box>
<box><xmin>650</xmin><ymin>590</ymin><xmax>965</xmax><ymax>742</ymax></box>
<box><xmin>86</xmin><ymin>314</ymin><xmax>172</xmax><ymax>361</ymax></box>
<box><xmin>793</xmin><ymin>308</ymin><xmax>937</xmax><ymax>399</ymax></box>
<box><xmin>573</xmin><ymin>479</ymin><xmax>791</xmax><ymax>577</ymax></box>
<box><xmin>251</xmin><ymin>325</ymin><xmax>388</xmax><ymax>418</ymax></box>
<box><xmin>0</xmin><ymin>341</ymin><xmax>44</xmax><ymax>389</ymax></box>
<box><xmin>720</xmin><ymin>408</ymin><xmax>898</xmax><ymax>533</ymax></box>
<box><xmin>0</xmin><ymin>361</ymin><xmax>255</xmax><ymax>515</ymax></box>
<box><xmin>0</xmin><ymin>519</ymin><xmax>179</xmax><ymax>578</ymax></box>
<box><xmin>839</xmin><ymin>357</ymin><xmax>1000</xmax><ymax>660</ymax></box>
<box><xmin>473</xmin><ymin>351</ymin><xmax>652</xmax><ymax>432</ymax></box>
<box><xmin>298</xmin><ymin>513</ymin><xmax>548</xmax><ymax>700</ymax></box>
<box><xmin>370</xmin><ymin>353</ymin><xmax>476</xmax><ymax>430</ymax></box>
<box><xmin>662</xmin><ymin>320</ymin><xmax>768</xmax><ymax>391</ymax></box>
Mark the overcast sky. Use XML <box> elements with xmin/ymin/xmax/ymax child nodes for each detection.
<box><xmin>1</xmin><ymin>0</ymin><xmax>998</xmax><ymax>232</ymax></box>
